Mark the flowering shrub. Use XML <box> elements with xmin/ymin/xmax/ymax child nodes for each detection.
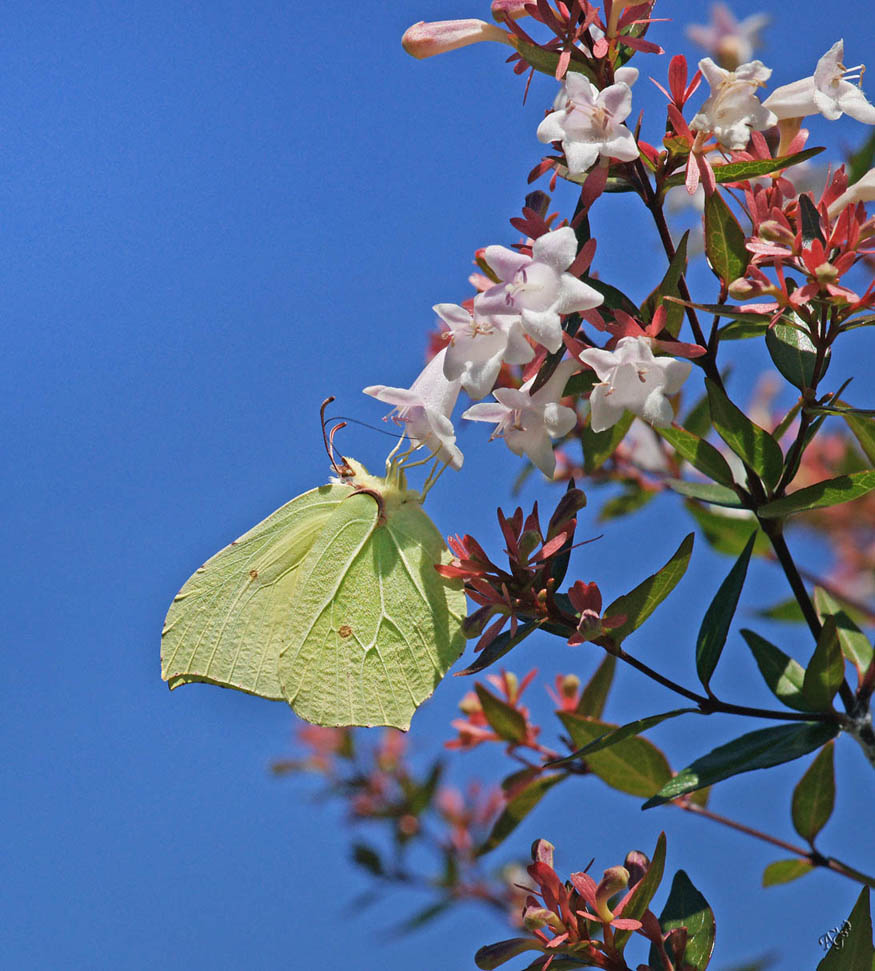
<box><xmin>274</xmin><ymin>2</ymin><xmax>875</xmax><ymax>966</ymax></box>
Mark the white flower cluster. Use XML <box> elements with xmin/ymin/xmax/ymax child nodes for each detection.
<box><xmin>364</xmin><ymin>228</ymin><xmax>693</xmax><ymax>478</ymax></box>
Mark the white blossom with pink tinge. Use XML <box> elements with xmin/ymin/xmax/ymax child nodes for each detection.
<box><xmin>763</xmin><ymin>40</ymin><xmax>875</xmax><ymax>124</ymax></box>
<box><xmin>474</xmin><ymin>227</ymin><xmax>603</xmax><ymax>354</ymax></box>
<box><xmin>690</xmin><ymin>57</ymin><xmax>776</xmax><ymax>149</ymax></box>
<box><xmin>363</xmin><ymin>348</ymin><xmax>463</xmax><ymax>469</ymax></box>
<box><xmin>462</xmin><ymin>360</ymin><xmax>578</xmax><ymax>478</ymax></box>
<box><xmin>685</xmin><ymin>4</ymin><xmax>769</xmax><ymax>70</ymax></box>
<box><xmin>578</xmin><ymin>337</ymin><xmax>692</xmax><ymax>433</ymax></box>
<box><xmin>433</xmin><ymin>303</ymin><xmax>534</xmax><ymax>401</ymax></box>
<box><xmin>536</xmin><ymin>74</ymin><xmax>640</xmax><ymax>176</ymax></box>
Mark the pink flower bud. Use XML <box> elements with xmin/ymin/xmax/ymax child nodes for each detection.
<box><xmin>490</xmin><ymin>0</ymin><xmax>531</xmax><ymax>20</ymax></box>
<box><xmin>595</xmin><ymin>865</ymin><xmax>630</xmax><ymax>922</ymax></box>
<box><xmin>402</xmin><ymin>19</ymin><xmax>511</xmax><ymax>59</ymax></box>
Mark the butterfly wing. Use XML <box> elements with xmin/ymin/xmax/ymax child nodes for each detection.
<box><xmin>278</xmin><ymin>491</ymin><xmax>466</xmax><ymax>729</ymax></box>
<box><xmin>161</xmin><ymin>483</ymin><xmax>350</xmax><ymax>699</ymax></box>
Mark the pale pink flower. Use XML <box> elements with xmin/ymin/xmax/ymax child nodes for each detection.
<box><xmin>690</xmin><ymin>57</ymin><xmax>776</xmax><ymax>149</ymax></box>
<box><xmin>363</xmin><ymin>348</ymin><xmax>463</xmax><ymax>469</ymax></box>
<box><xmin>537</xmin><ymin>74</ymin><xmax>639</xmax><ymax>176</ymax></box>
<box><xmin>474</xmin><ymin>227</ymin><xmax>603</xmax><ymax>353</ymax></box>
<box><xmin>686</xmin><ymin>4</ymin><xmax>769</xmax><ymax>70</ymax></box>
<box><xmin>462</xmin><ymin>360</ymin><xmax>578</xmax><ymax>477</ymax></box>
<box><xmin>402</xmin><ymin>19</ymin><xmax>511</xmax><ymax>59</ymax></box>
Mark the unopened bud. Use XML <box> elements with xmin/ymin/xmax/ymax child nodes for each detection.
<box><xmin>595</xmin><ymin>865</ymin><xmax>630</xmax><ymax>921</ymax></box>
<box><xmin>560</xmin><ymin>674</ymin><xmax>581</xmax><ymax>699</ymax></box>
<box><xmin>531</xmin><ymin>838</ymin><xmax>555</xmax><ymax>868</ymax></box>
<box><xmin>491</xmin><ymin>0</ymin><xmax>531</xmax><ymax>21</ymax></box>
<box><xmin>757</xmin><ymin>219</ymin><xmax>795</xmax><ymax>245</ymax></box>
<box><xmin>727</xmin><ymin>277</ymin><xmax>757</xmax><ymax>299</ymax></box>
<box><xmin>623</xmin><ymin>850</ymin><xmax>649</xmax><ymax>886</ymax></box>
<box><xmin>814</xmin><ymin>261</ymin><xmax>838</xmax><ymax>285</ymax></box>
<box><xmin>459</xmin><ymin>691</ymin><xmax>482</xmax><ymax>715</ymax></box>
<box><xmin>402</xmin><ymin>19</ymin><xmax>511</xmax><ymax>59</ymax></box>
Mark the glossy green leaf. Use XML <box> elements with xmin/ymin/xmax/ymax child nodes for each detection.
<box><xmin>664</xmin><ymin>146</ymin><xmax>824</xmax><ymax>189</ymax></box>
<box><xmin>706</xmin><ymin>379</ymin><xmax>784</xmax><ymax>490</ymax></box>
<box><xmin>664</xmin><ymin>479</ymin><xmax>744</xmax><ymax>507</ymax></box>
<box><xmin>704</xmin><ymin>189</ymin><xmax>749</xmax><ymax>287</ymax></box>
<box><xmin>577</xmin><ymin>654</ymin><xmax>615</xmax><ymax>718</ymax></box>
<box><xmin>816</xmin><ymin>887</ymin><xmax>874</xmax><ymax>971</ymax></box>
<box><xmin>655</xmin><ymin>425</ymin><xmax>737</xmax><ymax>487</ymax></box>
<box><xmin>457</xmin><ymin>621</ymin><xmax>539</xmax><ymax>677</ymax></box>
<box><xmin>604</xmin><ymin>533</ymin><xmax>694</xmax><ymax>645</ymax></box>
<box><xmin>583</xmin><ymin>411</ymin><xmax>635</xmax><ymax>473</ymax></box>
<box><xmin>754</xmin><ymin>598</ymin><xmax>806</xmax><ymax>623</ymax></box>
<box><xmin>792</xmin><ymin>741</ymin><xmax>835</xmax><ymax>844</ymax></box>
<box><xmin>813</xmin><ymin>588</ymin><xmax>874</xmax><ymax>682</ymax></box>
<box><xmin>843</xmin><ymin>412</ymin><xmax>875</xmax><ymax>466</ymax></box>
<box><xmin>762</xmin><ymin>859</ymin><xmax>814</xmax><ymax>886</ymax></box>
<box><xmin>718</xmin><ymin>317</ymin><xmax>770</xmax><ymax>339</ymax></box>
<box><xmin>682</xmin><ymin>391</ymin><xmax>713</xmax><ymax>438</ymax></box>
<box><xmin>613</xmin><ymin>831</ymin><xmax>667</xmax><ymax>953</ymax></box>
<box><xmin>548</xmin><ymin>708</ymin><xmax>696</xmax><ymax>767</ymax></box>
<box><xmin>598</xmin><ymin>482</ymin><xmax>656</xmax><ymax>521</ymax></box>
<box><xmin>649</xmin><ymin>870</ymin><xmax>715</xmax><ymax>971</ymax></box>
<box><xmin>475</xmin><ymin>938</ymin><xmax>546</xmax><ymax>970</ymax></box>
<box><xmin>642</xmin><ymin>721</ymin><xmax>838</xmax><ymax>808</ymax></box>
<box><xmin>757</xmin><ymin>470</ymin><xmax>875</xmax><ymax>518</ymax></box>
<box><xmin>475</xmin><ymin>684</ymin><xmax>528</xmax><ymax>744</ymax></box>
<box><xmin>581</xmin><ymin>277</ymin><xmax>641</xmax><ymax>318</ymax></box>
<box><xmin>765</xmin><ymin>319</ymin><xmax>822</xmax><ymax>390</ymax></box>
<box><xmin>560</xmin><ymin>713</ymin><xmax>672</xmax><ymax>797</ymax></box>
<box><xmin>477</xmin><ymin>773</ymin><xmax>564</xmax><ymax>856</ymax></box>
<box><xmin>684</xmin><ymin>501</ymin><xmax>769</xmax><ymax>557</ymax></box>
<box><xmin>640</xmin><ymin>231</ymin><xmax>689</xmax><ymax>336</ymax></box>
<box><xmin>696</xmin><ymin>533</ymin><xmax>756</xmax><ymax>691</ymax></box>
<box><xmin>741</xmin><ymin>628</ymin><xmax>815</xmax><ymax>711</ymax></box>
<box><xmin>801</xmin><ymin>617</ymin><xmax>844</xmax><ymax>710</ymax></box>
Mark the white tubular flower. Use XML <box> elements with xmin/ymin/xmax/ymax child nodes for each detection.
<box><xmin>462</xmin><ymin>360</ymin><xmax>578</xmax><ymax>478</ymax></box>
<box><xmin>763</xmin><ymin>40</ymin><xmax>875</xmax><ymax>124</ymax></box>
<box><xmin>363</xmin><ymin>348</ymin><xmax>463</xmax><ymax>469</ymax></box>
<box><xmin>690</xmin><ymin>57</ymin><xmax>776</xmax><ymax>149</ymax></box>
<box><xmin>434</xmin><ymin>303</ymin><xmax>534</xmax><ymax>401</ymax></box>
<box><xmin>474</xmin><ymin>227</ymin><xmax>604</xmax><ymax>354</ymax></box>
<box><xmin>536</xmin><ymin>74</ymin><xmax>639</xmax><ymax>176</ymax></box>
<box><xmin>578</xmin><ymin>337</ymin><xmax>692</xmax><ymax>433</ymax></box>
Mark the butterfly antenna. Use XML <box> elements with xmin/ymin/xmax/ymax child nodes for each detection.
<box><xmin>320</xmin><ymin>396</ymin><xmax>351</xmax><ymax>478</ymax></box>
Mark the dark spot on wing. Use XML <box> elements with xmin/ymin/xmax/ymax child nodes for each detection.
<box><xmin>338</xmin><ymin>625</ymin><xmax>353</xmax><ymax>638</ymax></box>
<box><xmin>249</xmin><ymin>569</ymin><xmax>258</xmax><ymax>580</ymax></box>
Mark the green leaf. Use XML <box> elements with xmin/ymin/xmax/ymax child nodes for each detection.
<box><xmin>664</xmin><ymin>479</ymin><xmax>744</xmax><ymax>507</ymax></box>
<box><xmin>475</xmin><ymin>683</ymin><xmax>528</xmax><ymax>744</ymax></box>
<box><xmin>704</xmin><ymin>189</ymin><xmax>749</xmax><ymax>287</ymax></box>
<box><xmin>655</xmin><ymin>424</ymin><xmax>737</xmax><ymax>487</ymax></box>
<box><xmin>581</xmin><ymin>277</ymin><xmax>641</xmax><ymax>318</ymax></box>
<box><xmin>802</xmin><ymin>617</ymin><xmax>844</xmax><ymax>709</ymax></box>
<box><xmin>613</xmin><ymin>832</ymin><xmax>667</xmax><ymax>953</ymax></box>
<box><xmin>563</xmin><ymin>369</ymin><xmax>599</xmax><ymax>398</ymax></box>
<box><xmin>741</xmin><ymin>629</ymin><xmax>815</xmax><ymax>711</ymax></box>
<box><xmin>664</xmin><ymin>147</ymin><xmax>824</xmax><ymax>189</ymax></box>
<box><xmin>560</xmin><ymin>713</ymin><xmax>672</xmax><ymax>797</ymax></box>
<box><xmin>696</xmin><ymin>534</ymin><xmax>756</xmax><ymax>691</ymax></box>
<box><xmin>477</xmin><ymin>773</ymin><xmax>564</xmax><ymax>856</ymax></box>
<box><xmin>792</xmin><ymin>741</ymin><xmax>835</xmax><ymax>844</ymax></box>
<box><xmin>682</xmin><ymin>391</ymin><xmax>713</xmax><ymax>438</ymax></box>
<box><xmin>798</xmin><ymin>193</ymin><xmax>826</xmax><ymax>245</ymax></box>
<box><xmin>640</xmin><ymin>231</ymin><xmax>689</xmax><ymax>336</ymax></box>
<box><xmin>757</xmin><ymin>470</ymin><xmax>875</xmax><ymax>518</ymax></box>
<box><xmin>577</xmin><ymin>654</ymin><xmax>615</xmax><ymax>719</ymax></box>
<box><xmin>706</xmin><ymin>379</ymin><xmax>784</xmax><ymax>490</ymax></box>
<box><xmin>843</xmin><ymin>412</ymin><xmax>875</xmax><ymax>467</ymax></box>
<box><xmin>754</xmin><ymin>598</ymin><xmax>806</xmax><ymax>623</ymax></box>
<box><xmin>583</xmin><ymin>411</ymin><xmax>635</xmax><ymax>473</ymax></box>
<box><xmin>475</xmin><ymin>938</ymin><xmax>545</xmax><ymax>970</ymax></box>
<box><xmin>718</xmin><ymin>318</ymin><xmax>771</xmax><ymax>340</ymax></box>
<box><xmin>765</xmin><ymin>319</ymin><xmax>823</xmax><ymax>390</ymax></box>
<box><xmin>394</xmin><ymin>900</ymin><xmax>453</xmax><ymax>935</ymax></box>
<box><xmin>649</xmin><ymin>870</ymin><xmax>715</xmax><ymax>971</ymax></box>
<box><xmin>643</xmin><ymin>721</ymin><xmax>838</xmax><ymax>808</ymax></box>
<box><xmin>604</xmin><ymin>533</ymin><xmax>694</xmax><ymax>645</ymax></box>
<box><xmin>813</xmin><ymin>587</ymin><xmax>874</xmax><ymax>681</ymax></box>
<box><xmin>548</xmin><ymin>709</ymin><xmax>696</xmax><ymax>767</ymax></box>
<box><xmin>684</xmin><ymin>501</ymin><xmax>768</xmax><ymax>557</ymax></box>
<box><xmin>762</xmin><ymin>859</ymin><xmax>814</xmax><ymax>887</ymax></box>
<box><xmin>457</xmin><ymin>622</ymin><xmax>539</xmax><ymax>677</ymax></box>
<box><xmin>816</xmin><ymin>887</ymin><xmax>874</xmax><ymax>971</ymax></box>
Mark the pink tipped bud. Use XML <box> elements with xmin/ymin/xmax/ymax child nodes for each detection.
<box><xmin>402</xmin><ymin>19</ymin><xmax>511</xmax><ymax>59</ymax></box>
<box><xmin>560</xmin><ymin>674</ymin><xmax>580</xmax><ymax>699</ymax></box>
<box><xmin>491</xmin><ymin>0</ymin><xmax>531</xmax><ymax>20</ymax></box>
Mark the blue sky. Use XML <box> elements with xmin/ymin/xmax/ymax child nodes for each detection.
<box><xmin>3</xmin><ymin>2</ymin><xmax>874</xmax><ymax>968</ymax></box>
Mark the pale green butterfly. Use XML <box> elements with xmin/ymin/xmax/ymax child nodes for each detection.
<box><xmin>161</xmin><ymin>454</ymin><xmax>466</xmax><ymax>730</ymax></box>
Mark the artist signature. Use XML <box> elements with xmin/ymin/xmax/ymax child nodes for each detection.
<box><xmin>819</xmin><ymin>919</ymin><xmax>852</xmax><ymax>951</ymax></box>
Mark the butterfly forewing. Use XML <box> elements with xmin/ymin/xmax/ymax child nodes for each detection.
<box><xmin>161</xmin><ymin>483</ymin><xmax>351</xmax><ymax>699</ymax></box>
